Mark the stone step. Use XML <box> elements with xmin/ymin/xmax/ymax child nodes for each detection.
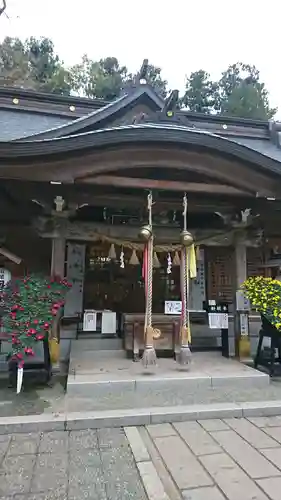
<box><xmin>71</xmin><ymin>338</ymin><xmax>123</xmax><ymax>352</ymax></box>
<box><xmin>2</xmin><ymin>401</ymin><xmax>281</xmax><ymax>433</ymax></box>
<box><xmin>71</xmin><ymin>349</ymin><xmax>126</xmax><ymax>361</ymax></box>
<box><xmin>67</xmin><ymin>370</ymin><xmax>269</xmax><ymax>400</ymax></box>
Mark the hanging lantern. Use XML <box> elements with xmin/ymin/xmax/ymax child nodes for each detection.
<box><xmin>129</xmin><ymin>249</ymin><xmax>140</xmax><ymax>265</ymax></box>
<box><xmin>153</xmin><ymin>252</ymin><xmax>161</xmax><ymax>268</ymax></box>
<box><xmin>108</xmin><ymin>243</ymin><xmax>117</xmax><ymax>260</ymax></box>
<box><xmin>173</xmin><ymin>251</ymin><xmax>181</xmax><ymax>266</ymax></box>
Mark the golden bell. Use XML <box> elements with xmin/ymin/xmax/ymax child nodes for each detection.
<box><xmin>180</xmin><ymin>230</ymin><xmax>193</xmax><ymax>247</ymax></box>
<box><xmin>139</xmin><ymin>224</ymin><xmax>152</xmax><ymax>241</ymax></box>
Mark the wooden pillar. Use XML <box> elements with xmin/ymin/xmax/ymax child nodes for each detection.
<box><xmin>50</xmin><ymin>238</ymin><xmax>65</xmax><ymax>370</ymax></box>
<box><xmin>51</xmin><ymin>238</ymin><xmax>65</xmax><ymax>278</ymax></box>
<box><xmin>234</xmin><ymin>237</ymin><xmax>250</xmax><ymax>358</ymax></box>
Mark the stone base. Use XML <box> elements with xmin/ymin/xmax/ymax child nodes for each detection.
<box><xmin>67</xmin><ymin>351</ymin><xmax>269</xmax><ymax>402</ymax></box>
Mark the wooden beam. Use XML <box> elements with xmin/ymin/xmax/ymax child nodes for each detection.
<box><xmin>1</xmin><ymin>179</ymin><xmax>247</xmax><ymax>212</ymax></box>
<box><xmin>33</xmin><ymin>217</ymin><xmax>260</xmax><ymax>248</ymax></box>
<box><xmin>79</xmin><ymin>175</ymin><xmax>251</xmax><ymax>196</ymax></box>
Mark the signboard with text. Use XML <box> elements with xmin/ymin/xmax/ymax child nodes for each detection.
<box><xmin>206</xmin><ymin>302</ymin><xmax>229</xmax><ymax>330</ymax></box>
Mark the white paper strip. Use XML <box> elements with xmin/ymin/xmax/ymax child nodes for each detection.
<box><xmin>16</xmin><ymin>367</ymin><xmax>23</xmax><ymax>394</ymax></box>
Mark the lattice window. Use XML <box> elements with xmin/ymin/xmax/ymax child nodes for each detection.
<box><xmin>206</xmin><ymin>247</ymin><xmax>234</xmax><ymax>303</ymax></box>
<box><xmin>246</xmin><ymin>247</ymin><xmax>265</xmax><ymax>278</ymax></box>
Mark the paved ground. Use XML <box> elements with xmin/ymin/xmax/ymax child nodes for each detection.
<box><xmin>0</xmin><ymin>427</ymin><xmax>147</xmax><ymax>500</ymax></box>
<box><xmin>2</xmin><ymin>418</ymin><xmax>281</xmax><ymax>499</ymax></box>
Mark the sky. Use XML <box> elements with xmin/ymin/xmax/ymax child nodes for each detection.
<box><xmin>1</xmin><ymin>0</ymin><xmax>280</xmax><ymax>116</ymax></box>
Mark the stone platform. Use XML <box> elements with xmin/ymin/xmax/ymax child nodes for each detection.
<box><xmin>67</xmin><ymin>351</ymin><xmax>269</xmax><ymax>403</ymax></box>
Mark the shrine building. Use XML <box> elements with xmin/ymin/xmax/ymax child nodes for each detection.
<box><xmin>1</xmin><ymin>62</ymin><xmax>281</xmax><ymax>369</ymax></box>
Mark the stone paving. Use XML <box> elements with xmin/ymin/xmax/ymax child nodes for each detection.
<box><xmin>2</xmin><ymin>418</ymin><xmax>281</xmax><ymax>499</ymax></box>
<box><xmin>0</xmin><ymin>427</ymin><xmax>147</xmax><ymax>500</ymax></box>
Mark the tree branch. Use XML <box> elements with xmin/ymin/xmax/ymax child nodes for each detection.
<box><xmin>0</xmin><ymin>0</ymin><xmax>7</xmax><ymax>17</ymax></box>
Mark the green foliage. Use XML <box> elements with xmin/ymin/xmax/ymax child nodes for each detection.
<box><xmin>1</xmin><ymin>274</ymin><xmax>71</xmax><ymax>364</ymax></box>
<box><xmin>180</xmin><ymin>70</ymin><xmax>219</xmax><ymax>113</ymax></box>
<box><xmin>221</xmin><ymin>81</ymin><xmax>276</xmax><ymax>120</ymax></box>
<box><xmin>242</xmin><ymin>276</ymin><xmax>281</xmax><ymax>330</ymax></box>
<box><xmin>0</xmin><ymin>35</ymin><xmax>276</xmax><ymax>118</ymax></box>
<box><xmin>218</xmin><ymin>63</ymin><xmax>276</xmax><ymax>119</ymax></box>
<box><xmin>69</xmin><ymin>56</ymin><xmax>168</xmax><ymax>100</ymax></box>
<box><xmin>69</xmin><ymin>56</ymin><xmax>130</xmax><ymax>100</ymax></box>
<box><xmin>0</xmin><ymin>36</ymin><xmax>71</xmax><ymax>94</ymax></box>
<box><xmin>181</xmin><ymin>62</ymin><xmax>276</xmax><ymax>119</ymax></box>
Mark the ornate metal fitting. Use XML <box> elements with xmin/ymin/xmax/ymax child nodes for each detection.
<box><xmin>180</xmin><ymin>230</ymin><xmax>193</xmax><ymax>247</ymax></box>
<box><xmin>138</xmin><ymin>224</ymin><xmax>153</xmax><ymax>241</ymax></box>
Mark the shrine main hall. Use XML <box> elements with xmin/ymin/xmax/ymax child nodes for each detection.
<box><xmin>1</xmin><ymin>67</ymin><xmax>281</xmax><ymax>374</ymax></box>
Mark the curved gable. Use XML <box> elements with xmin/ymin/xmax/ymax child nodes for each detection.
<box><xmin>0</xmin><ymin>125</ymin><xmax>281</xmax><ymax>199</ymax></box>
<box><xmin>16</xmin><ymin>85</ymin><xmax>164</xmax><ymax>142</ymax></box>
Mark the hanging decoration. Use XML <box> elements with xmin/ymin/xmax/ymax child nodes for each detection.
<box><xmin>108</xmin><ymin>243</ymin><xmax>117</xmax><ymax>260</ymax></box>
<box><xmin>153</xmin><ymin>252</ymin><xmax>161</xmax><ymax>268</ymax></box>
<box><xmin>84</xmin><ymin>226</ymin><xmax>241</xmax><ymax>255</ymax></box>
<box><xmin>120</xmin><ymin>247</ymin><xmax>125</xmax><ymax>268</ymax></box>
<box><xmin>129</xmin><ymin>249</ymin><xmax>140</xmax><ymax>266</ymax></box>
<box><xmin>139</xmin><ymin>192</ymin><xmax>157</xmax><ymax>368</ymax></box>
<box><xmin>177</xmin><ymin>194</ymin><xmax>194</xmax><ymax>366</ymax></box>
<box><xmin>17</xmin><ymin>363</ymin><xmax>24</xmax><ymax>394</ymax></box>
<box><xmin>189</xmin><ymin>242</ymin><xmax>197</xmax><ymax>279</ymax></box>
<box><xmin>173</xmin><ymin>251</ymin><xmax>180</xmax><ymax>266</ymax></box>
<box><xmin>167</xmin><ymin>253</ymin><xmax>172</xmax><ymax>274</ymax></box>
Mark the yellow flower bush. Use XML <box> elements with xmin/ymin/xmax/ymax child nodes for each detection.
<box><xmin>242</xmin><ymin>276</ymin><xmax>281</xmax><ymax>330</ymax></box>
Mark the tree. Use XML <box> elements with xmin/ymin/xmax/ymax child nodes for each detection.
<box><xmin>69</xmin><ymin>56</ymin><xmax>130</xmax><ymax>100</ymax></box>
<box><xmin>180</xmin><ymin>69</ymin><xmax>219</xmax><ymax>113</ymax></box>
<box><xmin>0</xmin><ymin>36</ymin><xmax>71</xmax><ymax>94</ymax></box>
<box><xmin>221</xmin><ymin>80</ymin><xmax>276</xmax><ymax>120</ymax></box>
<box><xmin>181</xmin><ymin>62</ymin><xmax>276</xmax><ymax>119</ymax></box>
<box><xmin>219</xmin><ymin>63</ymin><xmax>276</xmax><ymax>119</ymax></box>
<box><xmin>69</xmin><ymin>56</ymin><xmax>168</xmax><ymax>100</ymax></box>
<box><xmin>26</xmin><ymin>37</ymin><xmax>71</xmax><ymax>94</ymax></box>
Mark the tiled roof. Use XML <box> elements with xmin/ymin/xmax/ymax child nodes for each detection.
<box><xmin>0</xmin><ymin>109</ymin><xmax>70</xmax><ymax>141</ymax></box>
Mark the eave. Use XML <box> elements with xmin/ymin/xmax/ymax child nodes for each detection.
<box><xmin>0</xmin><ymin>124</ymin><xmax>279</xmax><ymax>174</ymax></box>
<box><xmin>0</xmin><ymin>125</ymin><xmax>280</xmax><ymax>199</ymax></box>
